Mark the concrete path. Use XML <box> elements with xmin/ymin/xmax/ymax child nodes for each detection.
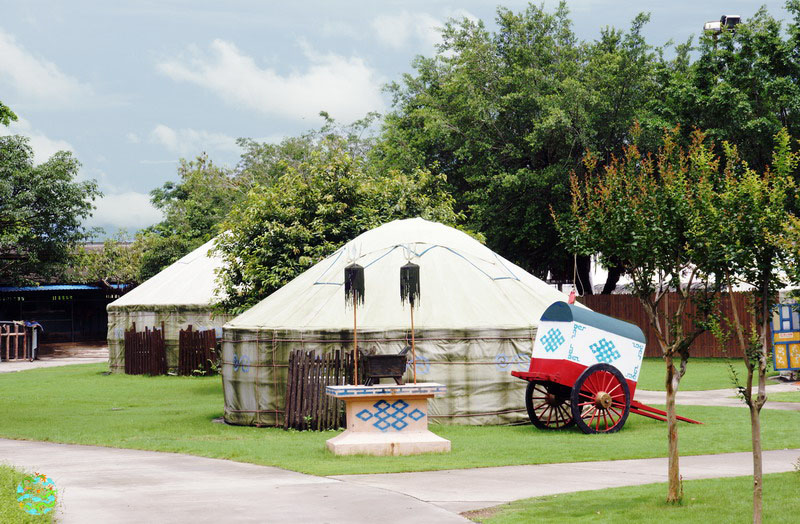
<box><xmin>333</xmin><ymin>449</ymin><xmax>800</xmax><ymax>514</ymax></box>
<box><xmin>635</xmin><ymin>382</ymin><xmax>800</xmax><ymax>412</ymax></box>
<box><xmin>2</xmin><ymin>439</ymin><xmax>798</xmax><ymax>522</ymax></box>
<box><xmin>0</xmin><ymin>344</ymin><xmax>108</xmax><ymax>373</ymax></box>
<box><xmin>0</xmin><ymin>356</ymin><xmax>107</xmax><ymax>373</ymax></box>
<box><xmin>0</xmin><ymin>439</ymin><xmax>466</xmax><ymax>524</ymax></box>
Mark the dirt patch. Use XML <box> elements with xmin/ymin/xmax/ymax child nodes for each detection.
<box><xmin>38</xmin><ymin>342</ymin><xmax>108</xmax><ymax>359</ymax></box>
<box><xmin>461</xmin><ymin>504</ymin><xmax>508</xmax><ymax>522</ymax></box>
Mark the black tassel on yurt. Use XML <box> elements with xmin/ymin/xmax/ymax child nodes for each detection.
<box><xmin>400</xmin><ymin>262</ymin><xmax>420</xmax><ymax>308</ymax></box>
<box><xmin>344</xmin><ymin>262</ymin><xmax>365</xmax><ymax>386</ymax></box>
<box><xmin>344</xmin><ymin>263</ymin><xmax>365</xmax><ymax>307</ymax></box>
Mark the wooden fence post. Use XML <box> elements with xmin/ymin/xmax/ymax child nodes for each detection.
<box><xmin>579</xmin><ymin>291</ymin><xmax>754</xmax><ymax>358</ymax></box>
<box><xmin>177</xmin><ymin>326</ymin><xmax>218</xmax><ymax>376</ymax></box>
<box><xmin>283</xmin><ymin>348</ymin><xmax>354</xmax><ymax>431</ymax></box>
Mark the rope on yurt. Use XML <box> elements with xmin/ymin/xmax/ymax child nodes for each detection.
<box><xmin>220</xmin><ymin>335</ymin><xmax>535</xmax><ymax>343</ymax></box>
<box><xmin>573</xmin><ymin>253</ymin><xmax>577</xmax><ymax>290</ymax></box>
<box><xmin>569</xmin><ymin>252</ymin><xmax>583</xmax><ymax>304</ymax></box>
<box><xmin>329</xmin><ymin>244</ymin><xmax>523</xmax><ymax>282</ymax></box>
<box><xmin>218</xmin><ymin>361</ymin><xmax>288</xmax><ymax>368</ymax></box>
<box><xmin>429</xmin><ymin>407</ymin><xmax>528</xmax><ymax>418</ymax></box>
<box><xmin>255</xmin><ymin>334</ymin><xmax>262</xmax><ymax>425</ymax></box>
<box><xmin>275</xmin><ymin>329</ymin><xmax>282</xmax><ymax>426</ymax></box>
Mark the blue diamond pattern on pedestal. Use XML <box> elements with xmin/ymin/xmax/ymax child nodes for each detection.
<box><xmin>389</xmin><ymin>400</ymin><xmax>409</xmax><ymax>430</ymax></box>
<box><xmin>409</xmin><ymin>409</ymin><xmax>425</xmax><ymax>421</ymax></box>
<box><xmin>590</xmin><ymin>338</ymin><xmax>621</xmax><ymax>363</ymax></box>
<box><xmin>540</xmin><ymin>328</ymin><xmax>566</xmax><ymax>352</ymax></box>
<box><xmin>353</xmin><ymin>398</ymin><xmax>425</xmax><ymax>432</ymax></box>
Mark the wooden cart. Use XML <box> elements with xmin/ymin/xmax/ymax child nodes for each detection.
<box><xmin>512</xmin><ymin>301</ymin><xmax>700</xmax><ymax>434</ymax></box>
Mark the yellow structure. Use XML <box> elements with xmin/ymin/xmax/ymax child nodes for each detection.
<box><xmin>772</xmin><ymin>303</ymin><xmax>800</xmax><ymax>370</ymax></box>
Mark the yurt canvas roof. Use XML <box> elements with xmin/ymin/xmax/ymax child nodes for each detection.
<box><xmin>108</xmin><ymin>238</ymin><xmax>223</xmax><ymax>310</ymax></box>
<box><xmin>227</xmin><ymin>218</ymin><xmax>572</xmax><ymax>331</ymax></box>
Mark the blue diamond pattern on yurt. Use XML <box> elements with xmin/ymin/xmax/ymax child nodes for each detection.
<box><xmin>540</xmin><ymin>328</ymin><xmax>566</xmax><ymax>352</ymax></box>
<box><xmin>589</xmin><ymin>338</ymin><xmax>621</xmax><ymax>363</ymax></box>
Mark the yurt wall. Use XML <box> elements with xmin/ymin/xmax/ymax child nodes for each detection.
<box><xmin>107</xmin><ymin>306</ymin><xmax>232</xmax><ymax>372</ymax></box>
<box><xmin>222</xmin><ymin>326</ymin><xmax>536</xmax><ymax>426</ymax></box>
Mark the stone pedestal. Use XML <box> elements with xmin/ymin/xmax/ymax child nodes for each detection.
<box><xmin>325</xmin><ymin>383</ymin><xmax>451</xmax><ymax>456</ymax></box>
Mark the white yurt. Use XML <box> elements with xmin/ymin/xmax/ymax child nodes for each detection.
<box><xmin>107</xmin><ymin>238</ymin><xmax>232</xmax><ymax>372</ymax></box>
<box><xmin>222</xmin><ymin>218</ymin><xmax>574</xmax><ymax>426</ymax></box>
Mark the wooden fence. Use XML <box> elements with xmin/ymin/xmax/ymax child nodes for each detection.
<box><xmin>580</xmin><ymin>292</ymin><xmax>755</xmax><ymax>358</ymax></box>
<box><xmin>124</xmin><ymin>322</ymin><xmax>167</xmax><ymax>375</ymax></box>
<box><xmin>284</xmin><ymin>349</ymin><xmax>366</xmax><ymax>431</ymax></box>
<box><xmin>0</xmin><ymin>323</ymin><xmax>28</xmax><ymax>361</ymax></box>
<box><xmin>178</xmin><ymin>325</ymin><xmax>218</xmax><ymax>376</ymax></box>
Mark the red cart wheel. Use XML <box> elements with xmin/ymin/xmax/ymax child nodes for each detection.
<box><xmin>570</xmin><ymin>363</ymin><xmax>630</xmax><ymax>434</ymax></box>
<box><xmin>525</xmin><ymin>380</ymin><xmax>575</xmax><ymax>430</ymax></box>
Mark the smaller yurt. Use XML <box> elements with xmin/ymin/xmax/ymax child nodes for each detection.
<box><xmin>222</xmin><ymin>218</ymin><xmax>575</xmax><ymax>426</ymax></box>
<box><xmin>106</xmin><ymin>238</ymin><xmax>232</xmax><ymax>373</ymax></box>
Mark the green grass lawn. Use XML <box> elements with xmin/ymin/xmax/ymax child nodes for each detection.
<box><xmin>0</xmin><ymin>465</ymin><xmax>56</xmax><ymax>524</ymax></box>
<box><xmin>768</xmin><ymin>390</ymin><xmax>800</xmax><ymax>402</ymax></box>
<box><xmin>468</xmin><ymin>471</ymin><xmax>800</xmax><ymax>523</ymax></box>
<box><xmin>637</xmin><ymin>357</ymin><xmax>778</xmax><ymax>391</ymax></box>
<box><xmin>0</xmin><ymin>363</ymin><xmax>798</xmax><ymax>476</ymax></box>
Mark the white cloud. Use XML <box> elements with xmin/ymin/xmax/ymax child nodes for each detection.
<box><xmin>321</xmin><ymin>20</ymin><xmax>361</xmax><ymax>39</ymax></box>
<box><xmin>255</xmin><ymin>133</ymin><xmax>287</xmax><ymax>145</ymax></box>
<box><xmin>83</xmin><ymin>168</ymin><xmax>119</xmax><ymax>193</ymax></box>
<box><xmin>126</xmin><ymin>132</ymin><xmax>141</xmax><ymax>144</ymax></box>
<box><xmin>0</xmin><ymin>28</ymin><xmax>93</xmax><ymax>105</ymax></box>
<box><xmin>149</xmin><ymin>124</ymin><xmax>240</xmax><ymax>157</ymax></box>
<box><xmin>86</xmin><ymin>191</ymin><xmax>163</xmax><ymax>231</ymax></box>
<box><xmin>447</xmin><ymin>9</ymin><xmax>480</xmax><ymax>24</ymax></box>
<box><xmin>157</xmin><ymin>39</ymin><xmax>384</xmax><ymax>122</ymax></box>
<box><xmin>372</xmin><ymin>10</ymin><xmax>479</xmax><ymax>50</ymax></box>
<box><xmin>0</xmin><ymin>117</ymin><xmax>74</xmax><ymax>164</ymax></box>
<box><xmin>372</xmin><ymin>12</ymin><xmax>444</xmax><ymax>49</ymax></box>
<box><xmin>139</xmin><ymin>159</ymin><xmax>179</xmax><ymax>165</ymax></box>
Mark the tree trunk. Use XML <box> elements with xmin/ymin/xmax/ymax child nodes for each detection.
<box><xmin>751</xmin><ymin>279</ymin><xmax>770</xmax><ymax>524</ymax></box>
<box><xmin>601</xmin><ymin>265</ymin><xmax>624</xmax><ymax>294</ymax></box>
<box><xmin>750</xmin><ymin>400</ymin><xmax>763</xmax><ymax>524</ymax></box>
<box><xmin>665</xmin><ymin>353</ymin><xmax>681</xmax><ymax>503</ymax></box>
<box><xmin>575</xmin><ymin>255</ymin><xmax>593</xmax><ymax>295</ymax></box>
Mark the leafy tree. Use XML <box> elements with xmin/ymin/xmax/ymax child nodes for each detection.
<box><xmin>136</xmin><ymin>152</ymin><xmax>261</xmax><ymax>280</ymax></box>
<box><xmin>375</xmin><ymin>2</ymin><xmax>661</xmax><ymax>293</ymax></box>
<box><xmin>134</xmin><ymin>232</ymin><xmax>197</xmax><ymax>282</ymax></box>
<box><xmin>235</xmin><ymin>112</ymin><xmax>378</xmax><ymax>189</ymax></box>
<box><xmin>0</xmin><ymin>101</ymin><xmax>16</xmax><ymax>127</ymax></box>
<box><xmin>0</xmin><ymin>135</ymin><xmax>100</xmax><ymax>284</ymax></box>
<box><xmin>148</xmin><ymin>154</ymin><xmax>240</xmax><ymax>246</ymax></box>
<box><xmin>698</xmin><ymin>130</ymin><xmax>799</xmax><ymax>523</ymax></box>
<box><xmin>657</xmin><ymin>2</ymin><xmax>800</xmax><ymax>174</ymax></box>
<box><xmin>558</xmin><ymin>128</ymin><xmax>724</xmax><ymax>503</ymax></box>
<box><xmin>71</xmin><ymin>231</ymin><xmax>143</xmax><ymax>285</ymax></box>
<box><xmin>235</xmin><ymin>135</ymin><xmax>314</xmax><ymax>190</ymax></box>
<box><xmin>136</xmin><ymin>114</ymin><xmax>378</xmax><ymax>280</ymax></box>
<box><xmin>215</xmin><ymin>138</ymin><xmax>461</xmax><ymax>312</ymax></box>
<box><xmin>135</xmin><ymin>154</ymin><xmax>242</xmax><ymax>281</ymax></box>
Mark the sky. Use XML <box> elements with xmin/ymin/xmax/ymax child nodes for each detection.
<box><xmin>0</xmin><ymin>0</ymin><xmax>792</xmax><ymax>237</ymax></box>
